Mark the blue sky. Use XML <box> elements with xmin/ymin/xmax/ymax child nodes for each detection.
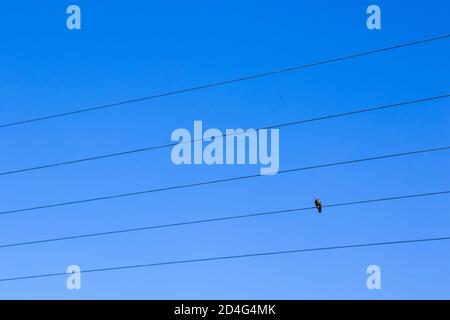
<box><xmin>0</xmin><ymin>0</ymin><xmax>449</xmax><ymax>299</ymax></box>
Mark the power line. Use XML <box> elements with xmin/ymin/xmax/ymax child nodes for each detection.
<box><xmin>0</xmin><ymin>146</ymin><xmax>448</xmax><ymax>216</ymax></box>
<box><xmin>1</xmin><ymin>93</ymin><xmax>449</xmax><ymax>177</ymax></box>
<box><xmin>1</xmin><ymin>235</ymin><xmax>449</xmax><ymax>283</ymax></box>
<box><xmin>0</xmin><ymin>190</ymin><xmax>448</xmax><ymax>250</ymax></box>
<box><xmin>1</xmin><ymin>34</ymin><xmax>449</xmax><ymax>129</ymax></box>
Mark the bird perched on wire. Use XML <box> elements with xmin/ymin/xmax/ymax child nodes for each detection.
<box><xmin>315</xmin><ymin>198</ymin><xmax>322</xmax><ymax>213</ymax></box>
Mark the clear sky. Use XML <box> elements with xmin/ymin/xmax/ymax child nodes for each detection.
<box><xmin>0</xmin><ymin>0</ymin><xmax>449</xmax><ymax>299</ymax></box>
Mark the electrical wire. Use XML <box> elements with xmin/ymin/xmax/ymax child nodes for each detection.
<box><xmin>0</xmin><ymin>190</ymin><xmax>448</xmax><ymax>249</ymax></box>
<box><xmin>1</xmin><ymin>93</ymin><xmax>448</xmax><ymax>177</ymax></box>
<box><xmin>1</xmin><ymin>34</ymin><xmax>448</xmax><ymax>129</ymax></box>
<box><xmin>1</xmin><ymin>236</ymin><xmax>449</xmax><ymax>283</ymax></box>
<box><xmin>0</xmin><ymin>146</ymin><xmax>448</xmax><ymax>216</ymax></box>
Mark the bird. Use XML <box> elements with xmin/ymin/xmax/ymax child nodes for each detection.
<box><xmin>314</xmin><ymin>198</ymin><xmax>322</xmax><ymax>213</ymax></box>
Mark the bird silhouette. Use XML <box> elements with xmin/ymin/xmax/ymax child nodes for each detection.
<box><xmin>315</xmin><ymin>198</ymin><xmax>322</xmax><ymax>213</ymax></box>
